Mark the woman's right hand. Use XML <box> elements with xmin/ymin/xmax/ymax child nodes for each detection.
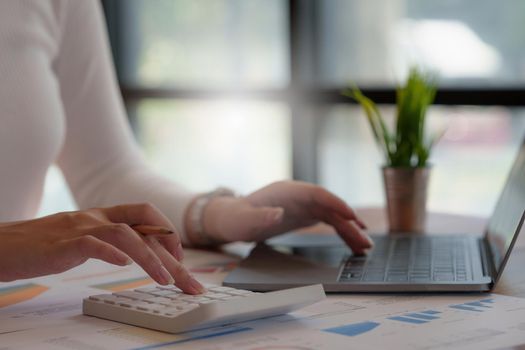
<box><xmin>0</xmin><ymin>203</ymin><xmax>204</xmax><ymax>294</ymax></box>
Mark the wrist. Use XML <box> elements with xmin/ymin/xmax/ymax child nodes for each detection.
<box><xmin>184</xmin><ymin>188</ymin><xmax>236</xmax><ymax>246</ymax></box>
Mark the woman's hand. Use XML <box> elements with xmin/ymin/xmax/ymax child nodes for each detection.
<box><xmin>0</xmin><ymin>203</ymin><xmax>204</xmax><ymax>294</ymax></box>
<box><xmin>201</xmin><ymin>181</ymin><xmax>373</xmax><ymax>255</ymax></box>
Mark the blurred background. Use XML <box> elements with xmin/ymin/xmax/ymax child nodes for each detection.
<box><xmin>39</xmin><ymin>0</ymin><xmax>525</xmax><ymax>218</ymax></box>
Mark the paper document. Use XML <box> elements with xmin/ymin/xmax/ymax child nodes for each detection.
<box><xmin>2</xmin><ymin>251</ymin><xmax>525</xmax><ymax>349</ymax></box>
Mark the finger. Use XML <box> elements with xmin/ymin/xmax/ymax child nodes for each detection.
<box><xmin>325</xmin><ymin>213</ymin><xmax>373</xmax><ymax>255</ymax></box>
<box><xmin>101</xmin><ymin>204</ymin><xmax>184</xmax><ymax>261</ymax></box>
<box><xmin>155</xmin><ymin>233</ymin><xmax>184</xmax><ymax>262</ymax></box>
<box><xmin>89</xmin><ymin>224</ymin><xmax>175</xmax><ymax>286</ymax></box>
<box><xmin>49</xmin><ymin>235</ymin><xmax>132</xmax><ymax>275</ymax></box>
<box><xmin>145</xmin><ymin>236</ymin><xmax>204</xmax><ymax>295</ymax></box>
<box><xmin>231</xmin><ymin>205</ymin><xmax>284</xmax><ymax>241</ymax></box>
<box><xmin>132</xmin><ymin>225</ymin><xmax>184</xmax><ymax>261</ymax></box>
<box><xmin>70</xmin><ymin>235</ymin><xmax>132</xmax><ymax>266</ymax></box>
<box><xmin>132</xmin><ymin>225</ymin><xmax>174</xmax><ymax>236</ymax></box>
<box><xmin>102</xmin><ymin>203</ymin><xmax>173</xmax><ymax>228</ymax></box>
<box><xmin>354</xmin><ymin>214</ymin><xmax>367</xmax><ymax>229</ymax></box>
<box><xmin>311</xmin><ymin>188</ymin><xmax>367</xmax><ymax>229</ymax></box>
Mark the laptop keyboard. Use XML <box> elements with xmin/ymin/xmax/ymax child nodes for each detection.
<box><xmin>338</xmin><ymin>236</ymin><xmax>472</xmax><ymax>283</ymax></box>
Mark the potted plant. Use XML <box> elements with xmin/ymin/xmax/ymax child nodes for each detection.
<box><xmin>343</xmin><ymin>67</ymin><xmax>439</xmax><ymax>233</ymax></box>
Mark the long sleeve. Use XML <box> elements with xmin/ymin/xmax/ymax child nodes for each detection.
<box><xmin>54</xmin><ymin>1</ymin><xmax>195</xmax><ymax>241</ymax></box>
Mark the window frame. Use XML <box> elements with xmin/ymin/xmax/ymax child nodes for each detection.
<box><xmin>102</xmin><ymin>0</ymin><xmax>525</xmax><ymax>183</ymax></box>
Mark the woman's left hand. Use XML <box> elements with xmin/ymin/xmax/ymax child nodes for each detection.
<box><xmin>200</xmin><ymin>181</ymin><xmax>373</xmax><ymax>255</ymax></box>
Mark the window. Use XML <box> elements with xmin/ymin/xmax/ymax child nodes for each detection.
<box><xmin>38</xmin><ymin>1</ymin><xmax>525</xmax><ymax>217</ymax></box>
<box><xmin>136</xmin><ymin>99</ymin><xmax>290</xmax><ymax>193</ymax></box>
<box><xmin>119</xmin><ymin>0</ymin><xmax>288</xmax><ymax>89</ymax></box>
<box><xmin>105</xmin><ymin>0</ymin><xmax>291</xmax><ymax>195</ymax></box>
<box><xmin>316</xmin><ymin>0</ymin><xmax>525</xmax><ymax>87</ymax></box>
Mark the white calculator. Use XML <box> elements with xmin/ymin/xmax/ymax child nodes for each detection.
<box><xmin>83</xmin><ymin>284</ymin><xmax>325</xmax><ymax>333</ymax></box>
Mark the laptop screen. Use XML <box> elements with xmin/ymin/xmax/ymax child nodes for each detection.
<box><xmin>485</xmin><ymin>140</ymin><xmax>525</xmax><ymax>277</ymax></box>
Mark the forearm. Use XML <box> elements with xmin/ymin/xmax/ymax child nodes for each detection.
<box><xmin>66</xmin><ymin>156</ymin><xmax>196</xmax><ymax>245</ymax></box>
<box><xmin>52</xmin><ymin>1</ymin><xmax>197</xmax><ymax>243</ymax></box>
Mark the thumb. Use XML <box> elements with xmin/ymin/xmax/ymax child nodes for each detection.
<box><xmin>238</xmin><ymin>206</ymin><xmax>284</xmax><ymax>241</ymax></box>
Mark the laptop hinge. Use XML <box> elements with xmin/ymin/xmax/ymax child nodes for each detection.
<box><xmin>479</xmin><ymin>238</ymin><xmax>496</xmax><ymax>280</ymax></box>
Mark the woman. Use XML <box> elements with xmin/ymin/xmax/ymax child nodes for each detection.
<box><xmin>0</xmin><ymin>0</ymin><xmax>372</xmax><ymax>294</ymax></box>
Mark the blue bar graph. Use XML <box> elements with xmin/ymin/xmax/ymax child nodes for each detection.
<box><xmin>420</xmin><ymin>310</ymin><xmax>441</xmax><ymax>315</ymax></box>
<box><xmin>450</xmin><ymin>298</ymin><xmax>495</xmax><ymax>312</ymax></box>
<box><xmin>323</xmin><ymin>321</ymin><xmax>381</xmax><ymax>337</ymax></box>
<box><xmin>388</xmin><ymin>316</ymin><xmax>428</xmax><ymax>324</ymax></box>
<box><xmin>465</xmin><ymin>301</ymin><xmax>492</xmax><ymax>308</ymax></box>
<box><xmin>450</xmin><ymin>304</ymin><xmax>483</xmax><ymax>312</ymax></box>
<box><xmin>325</xmin><ymin>298</ymin><xmax>495</xmax><ymax>336</ymax></box>
<box><xmin>387</xmin><ymin>309</ymin><xmax>441</xmax><ymax>325</ymax></box>
<box><xmin>405</xmin><ymin>313</ymin><xmax>440</xmax><ymax>320</ymax></box>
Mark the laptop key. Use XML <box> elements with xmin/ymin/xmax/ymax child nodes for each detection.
<box><xmin>410</xmin><ymin>277</ymin><xmax>431</xmax><ymax>282</ymax></box>
<box><xmin>434</xmin><ymin>274</ymin><xmax>455</xmax><ymax>281</ymax></box>
<box><xmin>363</xmin><ymin>275</ymin><xmax>385</xmax><ymax>282</ymax></box>
<box><xmin>387</xmin><ymin>275</ymin><xmax>408</xmax><ymax>282</ymax></box>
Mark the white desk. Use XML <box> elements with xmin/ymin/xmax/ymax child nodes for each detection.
<box><xmin>2</xmin><ymin>209</ymin><xmax>525</xmax><ymax>349</ymax></box>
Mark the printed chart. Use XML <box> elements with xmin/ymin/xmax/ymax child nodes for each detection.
<box><xmin>320</xmin><ymin>297</ymin><xmax>498</xmax><ymax>339</ymax></box>
<box><xmin>449</xmin><ymin>298</ymin><xmax>494</xmax><ymax>312</ymax></box>
<box><xmin>324</xmin><ymin>321</ymin><xmax>381</xmax><ymax>336</ymax></box>
<box><xmin>130</xmin><ymin>325</ymin><xmax>253</xmax><ymax>350</ymax></box>
<box><xmin>91</xmin><ymin>276</ymin><xmax>154</xmax><ymax>292</ymax></box>
<box><xmin>388</xmin><ymin>310</ymin><xmax>441</xmax><ymax>324</ymax></box>
<box><xmin>0</xmin><ymin>283</ymin><xmax>49</xmax><ymax>308</ymax></box>
<box><xmin>2</xmin><ymin>259</ymin><xmax>525</xmax><ymax>350</ymax></box>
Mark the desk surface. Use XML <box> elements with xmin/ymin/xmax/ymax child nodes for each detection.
<box><xmin>1</xmin><ymin>207</ymin><xmax>525</xmax><ymax>349</ymax></box>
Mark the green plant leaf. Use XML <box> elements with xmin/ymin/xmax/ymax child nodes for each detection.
<box><xmin>342</xmin><ymin>87</ymin><xmax>394</xmax><ymax>163</ymax></box>
<box><xmin>344</xmin><ymin>67</ymin><xmax>438</xmax><ymax>167</ymax></box>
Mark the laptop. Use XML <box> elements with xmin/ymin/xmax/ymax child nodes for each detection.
<box><xmin>224</xmin><ymin>140</ymin><xmax>525</xmax><ymax>292</ymax></box>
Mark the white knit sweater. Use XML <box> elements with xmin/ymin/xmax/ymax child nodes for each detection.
<box><xmin>0</xmin><ymin>0</ymin><xmax>195</xmax><ymax>240</ymax></box>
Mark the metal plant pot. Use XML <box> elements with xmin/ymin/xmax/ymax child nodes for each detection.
<box><xmin>382</xmin><ymin>166</ymin><xmax>431</xmax><ymax>233</ymax></box>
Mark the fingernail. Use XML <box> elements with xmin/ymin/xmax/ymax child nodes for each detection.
<box><xmin>175</xmin><ymin>244</ymin><xmax>184</xmax><ymax>262</ymax></box>
<box><xmin>116</xmin><ymin>253</ymin><xmax>133</xmax><ymax>266</ymax></box>
<box><xmin>189</xmin><ymin>276</ymin><xmax>205</xmax><ymax>294</ymax></box>
<box><xmin>363</xmin><ymin>234</ymin><xmax>374</xmax><ymax>247</ymax></box>
<box><xmin>157</xmin><ymin>265</ymin><xmax>174</xmax><ymax>285</ymax></box>
<box><xmin>266</xmin><ymin>208</ymin><xmax>284</xmax><ymax>225</ymax></box>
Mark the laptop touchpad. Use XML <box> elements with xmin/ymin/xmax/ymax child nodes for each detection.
<box><xmin>266</xmin><ymin>232</ymin><xmax>351</xmax><ymax>268</ymax></box>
